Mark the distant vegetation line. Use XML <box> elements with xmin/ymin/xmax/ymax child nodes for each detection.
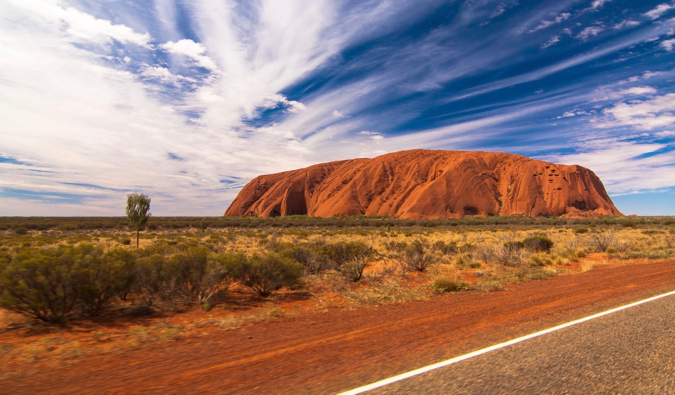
<box><xmin>1</xmin><ymin>215</ymin><xmax>674</xmax><ymax>232</ymax></box>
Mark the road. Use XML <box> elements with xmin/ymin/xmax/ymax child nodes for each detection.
<box><xmin>361</xmin><ymin>292</ymin><xmax>675</xmax><ymax>394</ymax></box>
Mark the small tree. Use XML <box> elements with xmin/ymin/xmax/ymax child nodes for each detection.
<box><xmin>126</xmin><ymin>193</ymin><xmax>151</xmax><ymax>248</ymax></box>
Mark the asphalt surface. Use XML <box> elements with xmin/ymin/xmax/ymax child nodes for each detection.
<box><xmin>365</xmin><ymin>293</ymin><xmax>675</xmax><ymax>394</ymax></box>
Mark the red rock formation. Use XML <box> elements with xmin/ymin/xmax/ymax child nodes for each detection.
<box><xmin>225</xmin><ymin>150</ymin><xmax>622</xmax><ymax>219</ymax></box>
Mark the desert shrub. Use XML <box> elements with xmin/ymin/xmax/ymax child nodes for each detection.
<box><xmin>134</xmin><ymin>254</ymin><xmax>177</xmax><ymax>305</ymax></box>
<box><xmin>432</xmin><ymin>277</ymin><xmax>469</xmax><ymax>293</ymax></box>
<box><xmin>0</xmin><ymin>245</ymin><xmax>91</xmax><ymax>322</ymax></box>
<box><xmin>169</xmin><ymin>248</ymin><xmax>242</xmax><ymax>303</ymax></box>
<box><xmin>75</xmin><ymin>247</ymin><xmax>137</xmax><ymax>316</ymax></box>
<box><xmin>433</xmin><ymin>240</ymin><xmax>458</xmax><ymax>255</ymax></box>
<box><xmin>527</xmin><ymin>254</ymin><xmax>553</xmax><ymax>267</ymax></box>
<box><xmin>120</xmin><ymin>238</ymin><xmax>131</xmax><ymax>245</ymax></box>
<box><xmin>13</xmin><ymin>227</ymin><xmax>28</xmax><ymax>235</ymax></box>
<box><xmin>384</xmin><ymin>241</ymin><xmax>408</xmax><ymax>254</ymax></box>
<box><xmin>588</xmin><ymin>232</ymin><xmax>617</xmax><ymax>252</ymax></box>
<box><xmin>574</xmin><ymin>227</ymin><xmax>589</xmax><ymax>234</ymax></box>
<box><xmin>476</xmin><ymin>280</ymin><xmax>504</xmax><ymax>291</ymax></box>
<box><xmin>503</xmin><ymin>241</ymin><xmax>524</xmax><ymax>252</ymax></box>
<box><xmin>323</xmin><ymin>241</ymin><xmax>374</xmax><ymax>281</ymax></box>
<box><xmin>279</xmin><ymin>242</ymin><xmax>332</xmax><ymax>275</ymax></box>
<box><xmin>523</xmin><ymin>236</ymin><xmax>554</xmax><ymax>253</ymax></box>
<box><xmin>517</xmin><ymin>267</ymin><xmax>555</xmax><ymax>281</ymax></box>
<box><xmin>399</xmin><ymin>240</ymin><xmax>435</xmax><ymax>272</ymax></box>
<box><xmin>235</xmin><ymin>253</ymin><xmax>303</xmax><ymax>296</ymax></box>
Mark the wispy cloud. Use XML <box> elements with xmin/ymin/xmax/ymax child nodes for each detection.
<box><xmin>530</xmin><ymin>12</ymin><xmax>571</xmax><ymax>32</ymax></box>
<box><xmin>590</xmin><ymin>0</ymin><xmax>611</xmax><ymax>11</ymax></box>
<box><xmin>542</xmin><ymin>35</ymin><xmax>560</xmax><ymax>48</ymax></box>
<box><xmin>576</xmin><ymin>26</ymin><xmax>605</xmax><ymax>40</ymax></box>
<box><xmin>661</xmin><ymin>38</ymin><xmax>675</xmax><ymax>51</ymax></box>
<box><xmin>643</xmin><ymin>3</ymin><xmax>675</xmax><ymax>20</ymax></box>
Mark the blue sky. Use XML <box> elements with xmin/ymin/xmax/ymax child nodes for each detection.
<box><xmin>1</xmin><ymin>0</ymin><xmax>674</xmax><ymax>216</ymax></box>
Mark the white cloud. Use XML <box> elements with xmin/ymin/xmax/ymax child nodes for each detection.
<box><xmin>590</xmin><ymin>0</ymin><xmax>611</xmax><ymax>10</ymax></box>
<box><xmin>643</xmin><ymin>71</ymin><xmax>665</xmax><ymax>79</ymax></box>
<box><xmin>530</xmin><ymin>12</ymin><xmax>571</xmax><ymax>32</ymax></box>
<box><xmin>333</xmin><ymin>110</ymin><xmax>348</xmax><ymax>118</ymax></box>
<box><xmin>159</xmin><ymin>39</ymin><xmax>218</xmax><ymax>71</ymax></box>
<box><xmin>594</xmin><ymin>93</ymin><xmax>675</xmax><ymax>130</ymax></box>
<box><xmin>576</xmin><ymin>26</ymin><xmax>605</xmax><ymax>40</ymax></box>
<box><xmin>613</xmin><ymin>20</ymin><xmax>640</xmax><ymax>29</ymax></box>
<box><xmin>541</xmin><ymin>35</ymin><xmax>560</xmax><ymax>49</ymax></box>
<box><xmin>655</xmin><ymin>130</ymin><xmax>675</xmax><ymax>137</ymax></box>
<box><xmin>140</xmin><ymin>66</ymin><xmax>195</xmax><ymax>85</ymax></box>
<box><xmin>544</xmin><ymin>138</ymin><xmax>675</xmax><ymax>195</ymax></box>
<box><xmin>643</xmin><ymin>4</ymin><xmax>675</xmax><ymax>20</ymax></box>
<box><xmin>5</xmin><ymin>0</ymin><xmax>152</xmax><ymax>48</ymax></box>
<box><xmin>661</xmin><ymin>38</ymin><xmax>675</xmax><ymax>51</ymax></box>
<box><xmin>619</xmin><ymin>86</ymin><xmax>658</xmax><ymax>96</ymax></box>
<box><xmin>557</xmin><ymin>110</ymin><xmax>590</xmax><ymax>118</ymax></box>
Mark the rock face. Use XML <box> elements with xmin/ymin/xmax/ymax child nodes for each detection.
<box><xmin>225</xmin><ymin>150</ymin><xmax>622</xmax><ymax>219</ymax></box>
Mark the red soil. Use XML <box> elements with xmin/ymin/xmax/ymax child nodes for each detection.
<box><xmin>225</xmin><ymin>149</ymin><xmax>622</xmax><ymax>219</ymax></box>
<box><xmin>2</xmin><ymin>259</ymin><xmax>673</xmax><ymax>394</ymax></box>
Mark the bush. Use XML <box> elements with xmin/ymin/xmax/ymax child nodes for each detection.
<box><xmin>13</xmin><ymin>227</ymin><xmax>28</xmax><ymax>235</ymax></box>
<box><xmin>75</xmin><ymin>246</ymin><xmax>136</xmax><ymax>316</ymax></box>
<box><xmin>523</xmin><ymin>236</ymin><xmax>554</xmax><ymax>253</ymax></box>
<box><xmin>399</xmin><ymin>240</ymin><xmax>434</xmax><ymax>272</ymax></box>
<box><xmin>235</xmin><ymin>253</ymin><xmax>303</xmax><ymax>296</ymax></box>
<box><xmin>324</xmin><ymin>241</ymin><xmax>374</xmax><ymax>281</ymax></box>
<box><xmin>432</xmin><ymin>277</ymin><xmax>469</xmax><ymax>293</ymax></box>
<box><xmin>433</xmin><ymin>240</ymin><xmax>458</xmax><ymax>255</ymax></box>
<box><xmin>0</xmin><ymin>245</ymin><xmax>90</xmax><ymax>322</ymax></box>
<box><xmin>120</xmin><ymin>238</ymin><xmax>131</xmax><ymax>245</ymax></box>
<box><xmin>134</xmin><ymin>254</ymin><xmax>175</xmax><ymax>305</ymax></box>
<box><xmin>169</xmin><ymin>248</ymin><xmax>242</xmax><ymax>303</ymax></box>
<box><xmin>276</xmin><ymin>242</ymin><xmax>332</xmax><ymax>275</ymax></box>
<box><xmin>588</xmin><ymin>232</ymin><xmax>617</xmax><ymax>253</ymax></box>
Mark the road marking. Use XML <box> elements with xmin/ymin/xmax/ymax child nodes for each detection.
<box><xmin>338</xmin><ymin>289</ymin><xmax>675</xmax><ymax>395</ymax></box>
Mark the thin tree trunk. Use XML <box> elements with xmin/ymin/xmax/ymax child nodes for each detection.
<box><xmin>136</xmin><ymin>228</ymin><xmax>140</xmax><ymax>248</ymax></box>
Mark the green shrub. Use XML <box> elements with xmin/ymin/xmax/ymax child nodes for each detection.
<box><xmin>523</xmin><ymin>236</ymin><xmax>554</xmax><ymax>252</ymax></box>
<box><xmin>134</xmin><ymin>254</ymin><xmax>175</xmax><ymax>305</ymax></box>
<box><xmin>235</xmin><ymin>253</ymin><xmax>303</xmax><ymax>296</ymax></box>
<box><xmin>74</xmin><ymin>246</ymin><xmax>137</xmax><ymax>316</ymax></box>
<box><xmin>0</xmin><ymin>245</ymin><xmax>86</xmax><ymax>322</ymax></box>
<box><xmin>432</xmin><ymin>277</ymin><xmax>469</xmax><ymax>293</ymax></box>
<box><xmin>120</xmin><ymin>238</ymin><xmax>131</xmax><ymax>245</ymax></box>
<box><xmin>13</xmin><ymin>227</ymin><xmax>28</xmax><ymax>235</ymax></box>
<box><xmin>324</xmin><ymin>241</ymin><xmax>374</xmax><ymax>281</ymax></box>
<box><xmin>170</xmin><ymin>248</ymin><xmax>242</xmax><ymax>303</ymax></box>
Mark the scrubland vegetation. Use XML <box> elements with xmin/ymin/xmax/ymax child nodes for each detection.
<box><xmin>0</xmin><ymin>215</ymin><xmax>674</xmax><ymax>366</ymax></box>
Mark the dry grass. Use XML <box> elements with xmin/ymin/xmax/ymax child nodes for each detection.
<box><xmin>1</xmin><ymin>220</ymin><xmax>674</xmax><ymax>367</ymax></box>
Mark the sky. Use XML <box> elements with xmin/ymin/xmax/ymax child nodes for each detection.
<box><xmin>1</xmin><ymin>0</ymin><xmax>674</xmax><ymax>217</ymax></box>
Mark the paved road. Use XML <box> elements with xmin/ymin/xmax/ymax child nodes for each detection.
<box><xmin>367</xmin><ymin>293</ymin><xmax>675</xmax><ymax>394</ymax></box>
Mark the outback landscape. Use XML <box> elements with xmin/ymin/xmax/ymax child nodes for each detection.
<box><xmin>3</xmin><ymin>0</ymin><xmax>675</xmax><ymax>393</ymax></box>
<box><xmin>1</xmin><ymin>213</ymin><xmax>674</xmax><ymax>392</ymax></box>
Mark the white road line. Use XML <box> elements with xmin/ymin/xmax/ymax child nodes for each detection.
<box><xmin>338</xmin><ymin>289</ymin><xmax>675</xmax><ymax>395</ymax></box>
